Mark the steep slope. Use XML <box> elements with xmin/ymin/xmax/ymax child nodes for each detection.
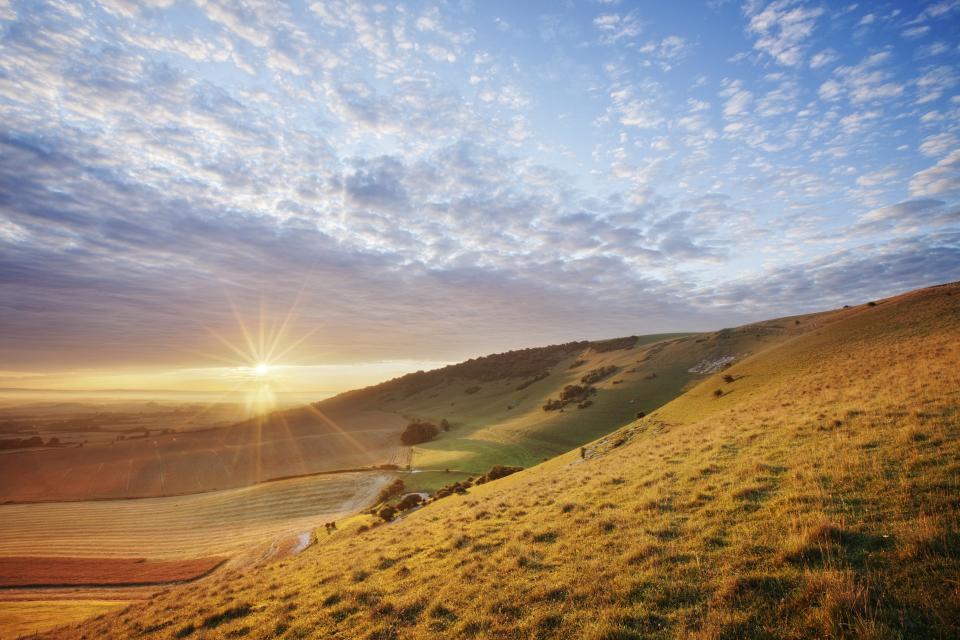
<box><xmin>55</xmin><ymin>282</ymin><xmax>960</xmax><ymax>639</ymax></box>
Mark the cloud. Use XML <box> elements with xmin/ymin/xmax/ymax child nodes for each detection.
<box><xmin>919</xmin><ymin>133</ymin><xmax>958</xmax><ymax>157</ymax></box>
<box><xmin>0</xmin><ymin>0</ymin><xmax>958</xmax><ymax>375</ymax></box>
<box><xmin>821</xmin><ymin>51</ymin><xmax>904</xmax><ymax>103</ymax></box>
<box><xmin>344</xmin><ymin>156</ymin><xmax>409</xmax><ymax>210</ymax></box>
<box><xmin>720</xmin><ymin>80</ymin><xmax>754</xmax><ymax>118</ymax></box>
<box><xmin>638</xmin><ymin>35</ymin><xmax>690</xmax><ymax>70</ymax></box>
<box><xmin>910</xmin><ymin>149</ymin><xmax>960</xmax><ymax>196</ymax></box>
<box><xmin>593</xmin><ymin>12</ymin><xmax>642</xmax><ymax>44</ymax></box>
<box><xmin>915</xmin><ymin>65</ymin><xmax>958</xmax><ymax>105</ymax></box>
<box><xmin>856</xmin><ymin>198</ymin><xmax>959</xmax><ymax>231</ymax></box>
<box><xmin>696</xmin><ymin>232</ymin><xmax>960</xmax><ymax>311</ymax></box>
<box><xmin>809</xmin><ymin>48</ymin><xmax>838</xmax><ymax>69</ymax></box>
<box><xmin>744</xmin><ymin>0</ymin><xmax>824</xmax><ymax>67</ymax></box>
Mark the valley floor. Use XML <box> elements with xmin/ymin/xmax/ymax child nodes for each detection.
<box><xmin>0</xmin><ymin>470</ymin><xmax>391</xmax><ymax>637</ymax></box>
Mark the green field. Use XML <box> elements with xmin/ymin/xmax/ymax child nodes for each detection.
<box><xmin>333</xmin><ymin>325</ymin><xmax>829</xmax><ymax>492</ymax></box>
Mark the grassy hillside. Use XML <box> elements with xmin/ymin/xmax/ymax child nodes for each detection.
<box><xmin>55</xmin><ymin>283</ymin><xmax>960</xmax><ymax>639</ymax></box>
<box><xmin>318</xmin><ymin>322</ymin><xmax>829</xmax><ymax>489</ymax></box>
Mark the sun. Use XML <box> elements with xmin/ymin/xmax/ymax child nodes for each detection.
<box><xmin>253</xmin><ymin>363</ymin><xmax>270</xmax><ymax>377</ymax></box>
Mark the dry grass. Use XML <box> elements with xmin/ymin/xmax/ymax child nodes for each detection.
<box><xmin>42</xmin><ymin>283</ymin><xmax>960</xmax><ymax>639</ymax></box>
<box><xmin>0</xmin><ymin>600</ymin><xmax>129</xmax><ymax>639</ymax></box>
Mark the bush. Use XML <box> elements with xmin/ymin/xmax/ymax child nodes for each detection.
<box><xmin>396</xmin><ymin>494</ymin><xmax>423</xmax><ymax>511</ymax></box>
<box><xmin>440</xmin><ymin>418</ymin><xmax>451</xmax><ymax>431</ymax></box>
<box><xmin>378</xmin><ymin>506</ymin><xmax>397</xmax><ymax>521</ymax></box>
<box><xmin>581</xmin><ymin>365</ymin><xmax>618</xmax><ymax>385</ymax></box>
<box><xmin>543</xmin><ymin>384</ymin><xmax>597</xmax><ymax>412</ymax></box>
<box><xmin>376</xmin><ymin>479</ymin><xmax>405</xmax><ymax>503</ymax></box>
<box><xmin>464</xmin><ymin>385</ymin><xmax>481</xmax><ymax>395</ymax></box>
<box><xmin>561</xmin><ymin>384</ymin><xmax>594</xmax><ymax>401</ymax></box>
<box><xmin>433</xmin><ymin>481</ymin><xmax>471</xmax><ymax>499</ymax></box>
<box><xmin>400</xmin><ymin>421</ymin><xmax>439</xmax><ymax>445</ymax></box>
<box><xmin>475</xmin><ymin>465</ymin><xmax>522</xmax><ymax>485</ymax></box>
<box><xmin>713</xmin><ymin>389</ymin><xmax>724</xmax><ymax>398</ymax></box>
<box><xmin>636</xmin><ymin>412</ymin><xmax>646</xmax><ymax>419</ymax></box>
<box><xmin>723</xmin><ymin>374</ymin><xmax>735</xmax><ymax>383</ymax></box>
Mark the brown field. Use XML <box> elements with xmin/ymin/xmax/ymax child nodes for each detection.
<box><xmin>0</xmin><ymin>557</ymin><xmax>224</xmax><ymax>588</ymax></box>
<box><xmin>0</xmin><ymin>470</ymin><xmax>390</xmax><ymax>560</ymax></box>
<box><xmin>53</xmin><ymin>283</ymin><xmax>960</xmax><ymax>639</ymax></box>
<box><xmin>0</xmin><ymin>406</ymin><xmax>406</xmax><ymax>502</ymax></box>
<box><xmin>0</xmin><ymin>469</ymin><xmax>392</xmax><ymax>637</ymax></box>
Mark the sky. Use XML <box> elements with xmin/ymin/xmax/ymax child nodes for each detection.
<box><xmin>1</xmin><ymin>0</ymin><xmax>959</xmax><ymax>395</ymax></box>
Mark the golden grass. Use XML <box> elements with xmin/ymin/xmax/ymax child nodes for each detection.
<box><xmin>0</xmin><ymin>600</ymin><xmax>128</xmax><ymax>639</ymax></box>
<box><xmin>43</xmin><ymin>284</ymin><xmax>960</xmax><ymax>639</ymax></box>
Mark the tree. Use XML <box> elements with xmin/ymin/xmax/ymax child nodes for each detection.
<box><xmin>400</xmin><ymin>421</ymin><xmax>439</xmax><ymax>445</ymax></box>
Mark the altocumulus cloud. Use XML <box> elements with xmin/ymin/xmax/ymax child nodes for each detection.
<box><xmin>0</xmin><ymin>0</ymin><xmax>958</xmax><ymax>371</ymax></box>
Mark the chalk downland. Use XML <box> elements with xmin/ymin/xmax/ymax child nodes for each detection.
<box><xmin>56</xmin><ymin>283</ymin><xmax>960</xmax><ymax>639</ymax></box>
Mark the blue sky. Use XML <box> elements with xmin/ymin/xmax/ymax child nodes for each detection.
<box><xmin>0</xmin><ymin>0</ymin><xmax>958</xmax><ymax>386</ymax></box>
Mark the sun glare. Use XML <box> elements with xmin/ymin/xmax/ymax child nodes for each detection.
<box><xmin>254</xmin><ymin>363</ymin><xmax>270</xmax><ymax>377</ymax></box>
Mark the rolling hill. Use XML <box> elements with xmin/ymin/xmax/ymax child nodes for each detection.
<box><xmin>51</xmin><ymin>283</ymin><xmax>960</xmax><ymax>639</ymax></box>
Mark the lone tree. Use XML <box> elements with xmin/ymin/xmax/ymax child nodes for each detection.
<box><xmin>400</xmin><ymin>420</ymin><xmax>439</xmax><ymax>445</ymax></box>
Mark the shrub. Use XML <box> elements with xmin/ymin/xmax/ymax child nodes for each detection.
<box><xmin>543</xmin><ymin>384</ymin><xmax>597</xmax><ymax>412</ymax></box>
<box><xmin>723</xmin><ymin>374</ymin><xmax>735</xmax><ymax>383</ymax></box>
<box><xmin>542</xmin><ymin>398</ymin><xmax>565</xmax><ymax>411</ymax></box>
<box><xmin>464</xmin><ymin>385</ymin><xmax>481</xmax><ymax>395</ymax></box>
<box><xmin>581</xmin><ymin>365</ymin><xmax>618</xmax><ymax>385</ymax></box>
<box><xmin>713</xmin><ymin>389</ymin><xmax>724</xmax><ymax>398</ymax></box>
<box><xmin>475</xmin><ymin>465</ymin><xmax>522</xmax><ymax>485</ymax></box>
<box><xmin>439</xmin><ymin>418</ymin><xmax>451</xmax><ymax>431</ymax></box>
<box><xmin>378</xmin><ymin>506</ymin><xmax>397</xmax><ymax>521</ymax></box>
<box><xmin>376</xmin><ymin>479</ymin><xmax>405</xmax><ymax>503</ymax></box>
<box><xmin>561</xmin><ymin>384</ymin><xmax>594</xmax><ymax>401</ymax></box>
<box><xmin>577</xmin><ymin>400</ymin><xmax>593</xmax><ymax>409</ymax></box>
<box><xmin>396</xmin><ymin>494</ymin><xmax>422</xmax><ymax>511</ymax></box>
<box><xmin>867</xmin><ymin>301</ymin><xmax>877</xmax><ymax>307</ymax></box>
<box><xmin>636</xmin><ymin>412</ymin><xmax>646</xmax><ymax>419</ymax></box>
<box><xmin>568</xmin><ymin>359</ymin><xmax>587</xmax><ymax>369</ymax></box>
<box><xmin>400</xmin><ymin>421</ymin><xmax>439</xmax><ymax>445</ymax></box>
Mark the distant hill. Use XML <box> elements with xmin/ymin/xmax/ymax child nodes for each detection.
<box><xmin>61</xmin><ymin>283</ymin><xmax>960</xmax><ymax>639</ymax></box>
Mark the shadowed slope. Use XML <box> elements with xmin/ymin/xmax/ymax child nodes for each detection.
<box><xmin>55</xmin><ymin>282</ymin><xmax>960</xmax><ymax>639</ymax></box>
